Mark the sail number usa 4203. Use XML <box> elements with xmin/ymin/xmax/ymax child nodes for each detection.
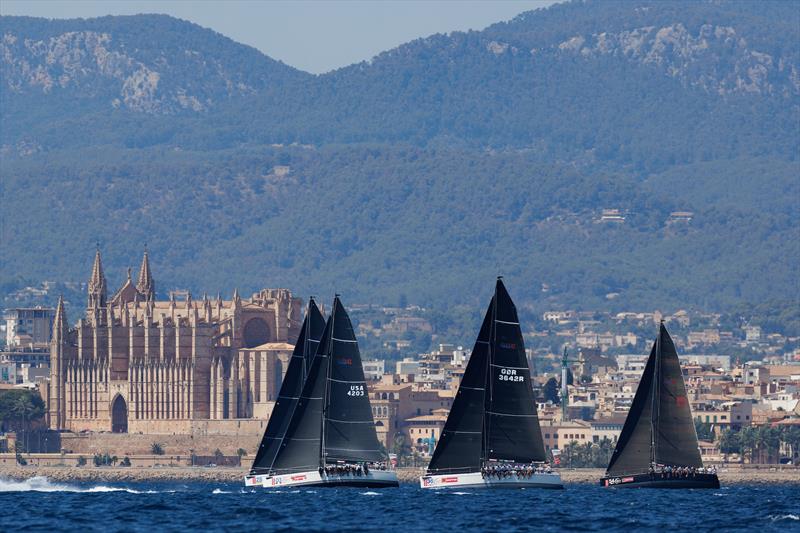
<box><xmin>347</xmin><ymin>385</ymin><xmax>365</xmax><ymax>396</ymax></box>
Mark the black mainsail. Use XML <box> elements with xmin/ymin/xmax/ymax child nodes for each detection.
<box><xmin>249</xmin><ymin>298</ymin><xmax>325</xmax><ymax>475</ymax></box>
<box><xmin>426</xmin><ymin>278</ymin><xmax>546</xmax><ymax>473</ymax></box>
<box><xmin>484</xmin><ymin>278</ymin><xmax>546</xmax><ymax>463</ymax></box>
<box><xmin>426</xmin><ymin>300</ymin><xmax>493</xmax><ymax>474</ymax></box>
<box><xmin>270</xmin><ymin>296</ymin><xmax>383</xmax><ymax>474</ymax></box>
<box><xmin>606</xmin><ymin>323</ymin><xmax>702</xmax><ymax>477</ymax></box>
<box><xmin>322</xmin><ymin>296</ymin><xmax>383</xmax><ymax>463</ymax></box>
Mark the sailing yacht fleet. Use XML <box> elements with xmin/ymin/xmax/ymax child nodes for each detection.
<box><xmin>245</xmin><ymin>279</ymin><xmax>718</xmax><ymax>491</ymax></box>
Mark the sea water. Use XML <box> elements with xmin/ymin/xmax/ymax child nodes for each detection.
<box><xmin>1</xmin><ymin>477</ymin><xmax>798</xmax><ymax>531</ymax></box>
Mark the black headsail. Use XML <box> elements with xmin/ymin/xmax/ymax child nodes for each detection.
<box><xmin>270</xmin><ymin>312</ymin><xmax>334</xmax><ymax>474</ymax></box>
<box><xmin>323</xmin><ymin>296</ymin><xmax>383</xmax><ymax>463</ymax></box>
<box><xmin>605</xmin><ymin>323</ymin><xmax>702</xmax><ymax>477</ymax></box>
<box><xmin>605</xmin><ymin>341</ymin><xmax>656</xmax><ymax>477</ymax></box>
<box><xmin>249</xmin><ymin>298</ymin><xmax>325</xmax><ymax>475</ymax></box>
<box><xmin>484</xmin><ymin>278</ymin><xmax>546</xmax><ymax>463</ymax></box>
<box><xmin>426</xmin><ymin>299</ymin><xmax>493</xmax><ymax>474</ymax></box>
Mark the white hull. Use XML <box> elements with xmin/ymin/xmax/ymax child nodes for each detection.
<box><xmin>420</xmin><ymin>471</ymin><xmax>563</xmax><ymax>489</ymax></box>
<box><xmin>244</xmin><ymin>469</ymin><xmax>399</xmax><ymax>489</ymax></box>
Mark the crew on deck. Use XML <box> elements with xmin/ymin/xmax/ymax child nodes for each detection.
<box><xmin>480</xmin><ymin>462</ymin><xmax>553</xmax><ymax>479</ymax></box>
<box><xmin>649</xmin><ymin>464</ymin><xmax>717</xmax><ymax>478</ymax></box>
<box><xmin>321</xmin><ymin>461</ymin><xmax>389</xmax><ymax>477</ymax></box>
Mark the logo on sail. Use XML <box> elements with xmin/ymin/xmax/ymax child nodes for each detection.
<box><xmin>336</xmin><ymin>358</ymin><xmax>353</xmax><ymax>365</ymax></box>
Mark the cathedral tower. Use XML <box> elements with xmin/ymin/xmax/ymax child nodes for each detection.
<box><xmin>136</xmin><ymin>248</ymin><xmax>155</xmax><ymax>300</ymax></box>
<box><xmin>87</xmin><ymin>248</ymin><xmax>107</xmax><ymax>311</ymax></box>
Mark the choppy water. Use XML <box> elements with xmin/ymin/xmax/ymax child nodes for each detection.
<box><xmin>1</xmin><ymin>476</ymin><xmax>798</xmax><ymax>532</ymax></box>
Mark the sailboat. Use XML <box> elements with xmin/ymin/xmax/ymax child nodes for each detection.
<box><xmin>245</xmin><ymin>296</ymin><xmax>398</xmax><ymax>489</ymax></box>
<box><xmin>245</xmin><ymin>297</ymin><xmax>326</xmax><ymax>487</ymax></box>
<box><xmin>600</xmin><ymin>323</ymin><xmax>720</xmax><ymax>489</ymax></box>
<box><xmin>420</xmin><ymin>278</ymin><xmax>563</xmax><ymax>489</ymax></box>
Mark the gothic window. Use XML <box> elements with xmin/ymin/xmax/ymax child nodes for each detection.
<box><xmin>243</xmin><ymin>317</ymin><xmax>271</xmax><ymax>348</ymax></box>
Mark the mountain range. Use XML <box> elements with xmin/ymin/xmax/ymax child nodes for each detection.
<box><xmin>1</xmin><ymin>0</ymin><xmax>798</xmax><ymax>320</ymax></box>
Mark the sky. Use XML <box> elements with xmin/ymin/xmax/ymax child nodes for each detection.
<box><xmin>0</xmin><ymin>0</ymin><xmax>557</xmax><ymax>74</ymax></box>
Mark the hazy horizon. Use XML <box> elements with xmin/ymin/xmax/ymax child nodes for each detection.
<box><xmin>0</xmin><ymin>0</ymin><xmax>557</xmax><ymax>74</ymax></box>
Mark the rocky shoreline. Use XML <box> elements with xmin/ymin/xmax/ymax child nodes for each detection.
<box><xmin>1</xmin><ymin>465</ymin><xmax>797</xmax><ymax>485</ymax></box>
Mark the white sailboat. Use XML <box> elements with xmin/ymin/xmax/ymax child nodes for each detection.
<box><xmin>420</xmin><ymin>278</ymin><xmax>562</xmax><ymax>490</ymax></box>
<box><xmin>245</xmin><ymin>296</ymin><xmax>398</xmax><ymax>489</ymax></box>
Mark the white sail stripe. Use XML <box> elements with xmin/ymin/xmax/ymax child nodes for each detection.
<box><xmin>285</xmin><ymin>438</ymin><xmax>322</xmax><ymax>441</ymax></box>
<box><xmin>459</xmin><ymin>386</ymin><xmax>485</xmax><ymax>391</ymax></box>
<box><xmin>447</xmin><ymin>430</ymin><xmax>482</xmax><ymax>434</ymax></box>
<box><xmin>327</xmin><ymin>377</ymin><xmax>367</xmax><ymax>384</ymax></box>
<box><xmin>277</xmin><ymin>395</ymin><xmax>300</xmax><ymax>400</ymax></box>
<box><xmin>490</xmin><ymin>364</ymin><xmax>530</xmax><ymax>370</ymax></box>
<box><xmin>495</xmin><ymin>319</ymin><xmax>519</xmax><ymax>325</ymax></box>
<box><xmin>476</xmin><ymin>340</ymin><xmax>490</xmax><ymax>345</ymax></box>
<box><xmin>299</xmin><ymin>396</ymin><xmax>324</xmax><ymax>400</ymax></box>
<box><xmin>332</xmin><ymin>337</ymin><xmax>358</xmax><ymax>343</ymax></box>
<box><xmin>326</xmin><ymin>418</ymin><xmax>375</xmax><ymax>424</ymax></box>
<box><xmin>325</xmin><ymin>447</ymin><xmax>382</xmax><ymax>453</ymax></box>
<box><xmin>487</xmin><ymin>410</ymin><xmax>538</xmax><ymax>418</ymax></box>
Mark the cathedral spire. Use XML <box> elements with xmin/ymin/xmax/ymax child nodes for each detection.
<box><xmin>87</xmin><ymin>247</ymin><xmax>107</xmax><ymax>310</ymax></box>
<box><xmin>53</xmin><ymin>295</ymin><xmax>68</xmax><ymax>341</ymax></box>
<box><xmin>136</xmin><ymin>247</ymin><xmax>155</xmax><ymax>301</ymax></box>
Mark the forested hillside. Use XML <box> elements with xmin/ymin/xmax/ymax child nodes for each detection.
<box><xmin>1</xmin><ymin>0</ymin><xmax>798</xmax><ymax>315</ymax></box>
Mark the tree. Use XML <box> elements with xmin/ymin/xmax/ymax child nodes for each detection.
<box><xmin>120</xmin><ymin>456</ymin><xmax>132</xmax><ymax>467</ymax></box>
<box><xmin>695</xmin><ymin>420</ymin><xmax>714</xmax><ymax>441</ymax></box>
<box><xmin>0</xmin><ymin>390</ymin><xmax>46</xmax><ymax>437</ymax></box>
<box><xmin>391</xmin><ymin>433</ymin><xmax>412</xmax><ymax>467</ymax></box>
<box><xmin>543</xmin><ymin>377</ymin><xmax>560</xmax><ymax>404</ymax></box>
<box><xmin>150</xmin><ymin>442</ymin><xmax>165</xmax><ymax>455</ymax></box>
<box><xmin>76</xmin><ymin>456</ymin><xmax>87</xmax><ymax>467</ymax></box>
<box><xmin>237</xmin><ymin>448</ymin><xmax>247</xmax><ymax>458</ymax></box>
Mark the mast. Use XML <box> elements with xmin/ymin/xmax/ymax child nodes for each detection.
<box><xmin>649</xmin><ymin>323</ymin><xmax>659</xmax><ymax>466</ymax></box>
<box><xmin>482</xmin><ymin>280</ymin><xmax>499</xmax><ymax>464</ymax></box>
<box><xmin>320</xmin><ymin>295</ymin><xmax>336</xmax><ymax>468</ymax></box>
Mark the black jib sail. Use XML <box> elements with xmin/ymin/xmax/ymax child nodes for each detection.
<box><xmin>323</xmin><ymin>296</ymin><xmax>384</xmax><ymax>463</ymax></box>
<box><xmin>249</xmin><ymin>298</ymin><xmax>325</xmax><ymax>475</ymax></box>
<box><xmin>606</xmin><ymin>324</ymin><xmax>702</xmax><ymax>477</ymax></box>
<box><xmin>271</xmin><ymin>312</ymin><xmax>334</xmax><ymax>474</ymax></box>
<box><xmin>484</xmin><ymin>278</ymin><xmax>546</xmax><ymax>463</ymax></box>
<box><xmin>426</xmin><ymin>299</ymin><xmax>493</xmax><ymax>474</ymax></box>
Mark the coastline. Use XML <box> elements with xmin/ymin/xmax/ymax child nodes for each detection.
<box><xmin>1</xmin><ymin>465</ymin><xmax>798</xmax><ymax>485</ymax></box>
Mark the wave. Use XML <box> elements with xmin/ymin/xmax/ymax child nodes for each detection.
<box><xmin>360</xmin><ymin>491</ymin><xmax>381</xmax><ymax>496</ymax></box>
<box><xmin>769</xmin><ymin>515</ymin><xmax>799</xmax><ymax>522</ymax></box>
<box><xmin>0</xmin><ymin>476</ymin><xmax>157</xmax><ymax>494</ymax></box>
<box><xmin>212</xmin><ymin>488</ymin><xmax>232</xmax><ymax>494</ymax></box>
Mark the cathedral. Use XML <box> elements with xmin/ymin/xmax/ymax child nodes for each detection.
<box><xmin>47</xmin><ymin>249</ymin><xmax>303</xmax><ymax>434</ymax></box>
